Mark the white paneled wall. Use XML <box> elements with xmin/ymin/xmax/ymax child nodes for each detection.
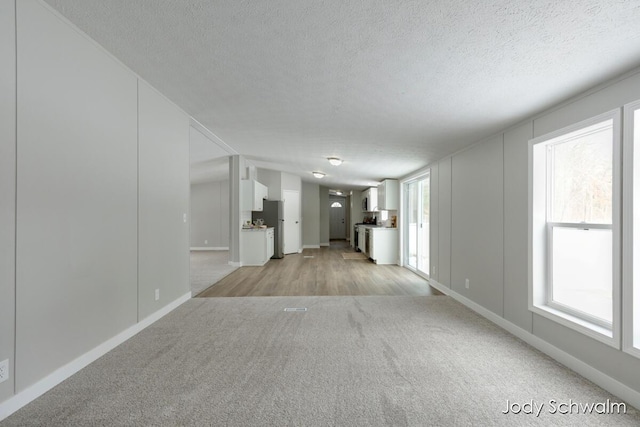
<box><xmin>437</xmin><ymin>158</ymin><xmax>452</xmax><ymax>288</ymax></box>
<box><xmin>450</xmin><ymin>136</ymin><xmax>504</xmax><ymax>316</ymax></box>
<box><xmin>1</xmin><ymin>0</ymin><xmax>191</xmax><ymax>413</ymax></box>
<box><xmin>418</xmin><ymin>68</ymin><xmax>640</xmax><ymax>406</ymax></box>
<box><xmin>503</xmin><ymin>122</ymin><xmax>534</xmax><ymax>332</ymax></box>
<box><xmin>0</xmin><ymin>0</ymin><xmax>16</xmax><ymax>404</ymax></box>
<box><xmin>138</xmin><ymin>81</ymin><xmax>190</xmax><ymax>320</ymax></box>
<box><xmin>16</xmin><ymin>0</ymin><xmax>139</xmax><ymax>390</ymax></box>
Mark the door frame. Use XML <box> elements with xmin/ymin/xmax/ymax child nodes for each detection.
<box><xmin>401</xmin><ymin>171</ymin><xmax>430</xmax><ymax>277</ymax></box>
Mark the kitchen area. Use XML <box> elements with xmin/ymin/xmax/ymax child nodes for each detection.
<box><xmin>353</xmin><ymin>179</ymin><xmax>399</xmax><ymax>265</ymax></box>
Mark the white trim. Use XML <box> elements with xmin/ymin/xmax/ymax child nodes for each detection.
<box><xmin>320</xmin><ymin>242</ymin><xmax>330</xmax><ymax>247</ymax></box>
<box><xmin>530</xmin><ymin>305</ymin><xmax>615</xmax><ymax>347</ymax></box>
<box><xmin>426</xmin><ymin>279</ymin><xmax>640</xmax><ymax>411</ymax></box>
<box><xmin>303</xmin><ymin>245</ymin><xmax>320</xmax><ymax>249</ymax></box>
<box><xmin>190</xmin><ymin>247</ymin><xmax>229</xmax><ymax>251</ymax></box>
<box><xmin>189</xmin><ymin>118</ymin><xmax>238</xmax><ymax>155</ymax></box>
<box><xmin>0</xmin><ymin>292</ymin><xmax>191</xmax><ymax>422</ymax></box>
<box><xmin>228</xmin><ymin>261</ymin><xmax>242</xmax><ymax>267</ymax></box>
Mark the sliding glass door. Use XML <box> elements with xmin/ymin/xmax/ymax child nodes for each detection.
<box><xmin>405</xmin><ymin>173</ymin><xmax>430</xmax><ymax>276</ymax></box>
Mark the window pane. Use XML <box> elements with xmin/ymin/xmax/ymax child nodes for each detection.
<box><xmin>551</xmin><ymin>227</ymin><xmax>612</xmax><ymax>323</ymax></box>
<box><xmin>549</xmin><ymin>121</ymin><xmax>613</xmax><ymax>224</ymax></box>
<box><xmin>634</xmin><ymin>109</ymin><xmax>640</xmax><ymax>347</ymax></box>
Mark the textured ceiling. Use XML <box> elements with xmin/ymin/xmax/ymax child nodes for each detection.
<box><xmin>44</xmin><ymin>0</ymin><xmax>640</xmax><ymax>190</ymax></box>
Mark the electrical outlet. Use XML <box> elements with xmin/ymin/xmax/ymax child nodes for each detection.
<box><xmin>465</xmin><ymin>278</ymin><xmax>470</xmax><ymax>289</ymax></box>
<box><xmin>0</xmin><ymin>359</ymin><xmax>9</xmax><ymax>383</ymax></box>
<box><xmin>155</xmin><ymin>289</ymin><xmax>160</xmax><ymax>301</ymax></box>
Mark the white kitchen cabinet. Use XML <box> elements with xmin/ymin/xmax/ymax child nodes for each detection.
<box><xmin>369</xmin><ymin>228</ymin><xmax>398</xmax><ymax>265</ymax></box>
<box><xmin>241</xmin><ymin>227</ymin><xmax>274</xmax><ymax>266</ymax></box>
<box><xmin>266</xmin><ymin>228</ymin><xmax>274</xmax><ymax>259</ymax></box>
<box><xmin>357</xmin><ymin>225</ymin><xmax>366</xmax><ymax>252</ymax></box>
<box><xmin>362</xmin><ymin>187</ymin><xmax>379</xmax><ymax>212</ymax></box>
<box><xmin>378</xmin><ymin>179</ymin><xmax>399</xmax><ymax>210</ymax></box>
<box><xmin>242</xmin><ymin>179</ymin><xmax>268</xmax><ymax>211</ymax></box>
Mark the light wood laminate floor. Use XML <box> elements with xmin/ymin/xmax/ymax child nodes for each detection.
<box><xmin>197</xmin><ymin>240</ymin><xmax>442</xmax><ymax>297</ymax></box>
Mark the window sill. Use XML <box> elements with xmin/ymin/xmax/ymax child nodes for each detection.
<box><xmin>530</xmin><ymin>304</ymin><xmax>618</xmax><ymax>349</ymax></box>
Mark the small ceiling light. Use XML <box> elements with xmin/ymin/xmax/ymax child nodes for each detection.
<box><xmin>335</xmin><ymin>191</ymin><xmax>343</xmax><ymax>195</ymax></box>
<box><xmin>327</xmin><ymin>157</ymin><xmax>343</xmax><ymax>166</ymax></box>
<box><xmin>312</xmin><ymin>171</ymin><xmax>325</xmax><ymax>179</ymax></box>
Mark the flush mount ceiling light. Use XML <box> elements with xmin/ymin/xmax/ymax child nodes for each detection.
<box><xmin>312</xmin><ymin>171</ymin><xmax>325</xmax><ymax>179</ymax></box>
<box><xmin>327</xmin><ymin>157</ymin><xmax>343</xmax><ymax>166</ymax></box>
<box><xmin>335</xmin><ymin>191</ymin><xmax>343</xmax><ymax>195</ymax></box>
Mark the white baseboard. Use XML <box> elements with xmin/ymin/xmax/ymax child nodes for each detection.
<box><xmin>320</xmin><ymin>242</ymin><xmax>330</xmax><ymax>247</ymax></box>
<box><xmin>228</xmin><ymin>261</ymin><xmax>242</xmax><ymax>267</ymax></box>
<box><xmin>427</xmin><ymin>279</ymin><xmax>640</xmax><ymax>411</ymax></box>
<box><xmin>190</xmin><ymin>247</ymin><xmax>229</xmax><ymax>251</ymax></box>
<box><xmin>303</xmin><ymin>245</ymin><xmax>320</xmax><ymax>249</ymax></box>
<box><xmin>0</xmin><ymin>292</ymin><xmax>191</xmax><ymax>422</ymax></box>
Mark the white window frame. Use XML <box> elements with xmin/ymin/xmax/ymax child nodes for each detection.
<box><xmin>623</xmin><ymin>100</ymin><xmax>640</xmax><ymax>359</ymax></box>
<box><xmin>529</xmin><ymin>109</ymin><xmax>621</xmax><ymax>348</ymax></box>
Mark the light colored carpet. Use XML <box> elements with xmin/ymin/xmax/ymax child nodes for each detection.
<box><xmin>190</xmin><ymin>250</ymin><xmax>237</xmax><ymax>296</ymax></box>
<box><xmin>3</xmin><ymin>296</ymin><xmax>639</xmax><ymax>426</ymax></box>
<box><xmin>342</xmin><ymin>252</ymin><xmax>367</xmax><ymax>259</ymax></box>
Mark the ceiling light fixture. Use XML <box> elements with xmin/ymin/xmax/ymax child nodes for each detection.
<box><xmin>312</xmin><ymin>171</ymin><xmax>325</xmax><ymax>179</ymax></box>
<box><xmin>335</xmin><ymin>191</ymin><xmax>343</xmax><ymax>195</ymax></box>
<box><xmin>327</xmin><ymin>157</ymin><xmax>343</xmax><ymax>166</ymax></box>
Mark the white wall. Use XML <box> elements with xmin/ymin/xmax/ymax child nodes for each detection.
<box><xmin>257</xmin><ymin>168</ymin><xmax>282</xmax><ymax>201</ymax></box>
<box><xmin>349</xmin><ymin>190</ymin><xmax>362</xmax><ymax>247</ymax></box>
<box><xmin>0</xmin><ymin>0</ymin><xmax>16</xmax><ymax>403</ymax></box>
<box><xmin>319</xmin><ymin>186</ymin><xmax>330</xmax><ymax>246</ymax></box>
<box><xmin>138</xmin><ymin>81</ymin><xmax>190</xmax><ymax>320</ymax></box>
<box><xmin>301</xmin><ymin>181</ymin><xmax>320</xmax><ymax>248</ymax></box>
<box><xmin>437</xmin><ymin>159</ymin><xmax>452</xmax><ymax>287</ymax></box>
<box><xmin>1</xmin><ymin>0</ymin><xmax>191</xmax><ymax>409</ymax></box>
<box><xmin>451</xmin><ymin>136</ymin><xmax>504</xmax><ymax>316</ymax></box>
<box><xmin>416</xmin><ymin>67</ymin><xmax>640</xmax><ymax>401</ymax></box>
<box><xmin>190</xmin><ymin>180</ymin><xmax>230</xmax><ymax>249</ymax></box>
<box><xmin>15</xmin><ymin>0</ymin><xmax>139</xmax><ymax>389</ymax></box>
<box><xmin>281</xmin><ymin>172</ymin><xmax>302</xmax><ymax>193</ymax></box>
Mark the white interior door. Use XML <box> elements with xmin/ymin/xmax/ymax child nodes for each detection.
<box><xmin>329</xmin><ymin>197</ymin><xmax>346</xmax><ymax>239</ymax></box>
<box><xmin>282</xmin><ymin>189</ymin><xmax>301</xmax><ymax>254</ymax></box>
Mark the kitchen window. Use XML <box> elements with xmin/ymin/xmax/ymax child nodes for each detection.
<box><xmin>529</xmin><ymin>110</ymin><xmax>621</xmax><ymax>347</ymax></box>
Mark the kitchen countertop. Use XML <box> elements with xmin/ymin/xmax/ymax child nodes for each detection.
<box><xmin>241</xmin><ymin>226</ymin><xmax>274</xmax><ymax>232</ymax></box>
<box><xmin>356</xmin><ymin>224</ymin><xmax>397</xmax><ymax>230</ymax></box>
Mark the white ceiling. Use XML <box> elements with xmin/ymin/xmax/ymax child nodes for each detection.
<box><xmin>44</xmin><ymin>0</ymin><xmax>640</xmax><ymax>190</ymax></box>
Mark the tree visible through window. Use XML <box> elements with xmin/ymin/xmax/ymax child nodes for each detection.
<box><xmin>547</xmin><ymin>121</ymin><xmax>613</xmax><ymax>325</ymax></box>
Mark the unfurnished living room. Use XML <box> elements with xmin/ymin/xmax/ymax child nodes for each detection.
<box><xmin>3</xmin><ymin>1</ymin><xmax>640</xmax><ymax>426</ymax></box>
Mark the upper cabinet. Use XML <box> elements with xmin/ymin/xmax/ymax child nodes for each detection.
<box><xmin>378</xmin><ymin>179</ymin><xmax>399</xmax><ymax>210</ymax></box>
<box><xmin>362</xmin><ymin>187</ymin><xmax>379</xmax><ymax>212</ymax></box>
<box><xmin>242</xmin><ymin>179</ymin><xmax>268</xmax><ymax>211</ymax></box>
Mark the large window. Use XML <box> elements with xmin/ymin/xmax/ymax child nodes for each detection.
<box><xmin>624</xmin><ymin>100</ymin><xmax>640</xmax><ymax>357</ymax></box>
<box><xmin>530</xmin><ymin>110</ymin><xmax>620</xmax><ymax>345</ymax></box>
